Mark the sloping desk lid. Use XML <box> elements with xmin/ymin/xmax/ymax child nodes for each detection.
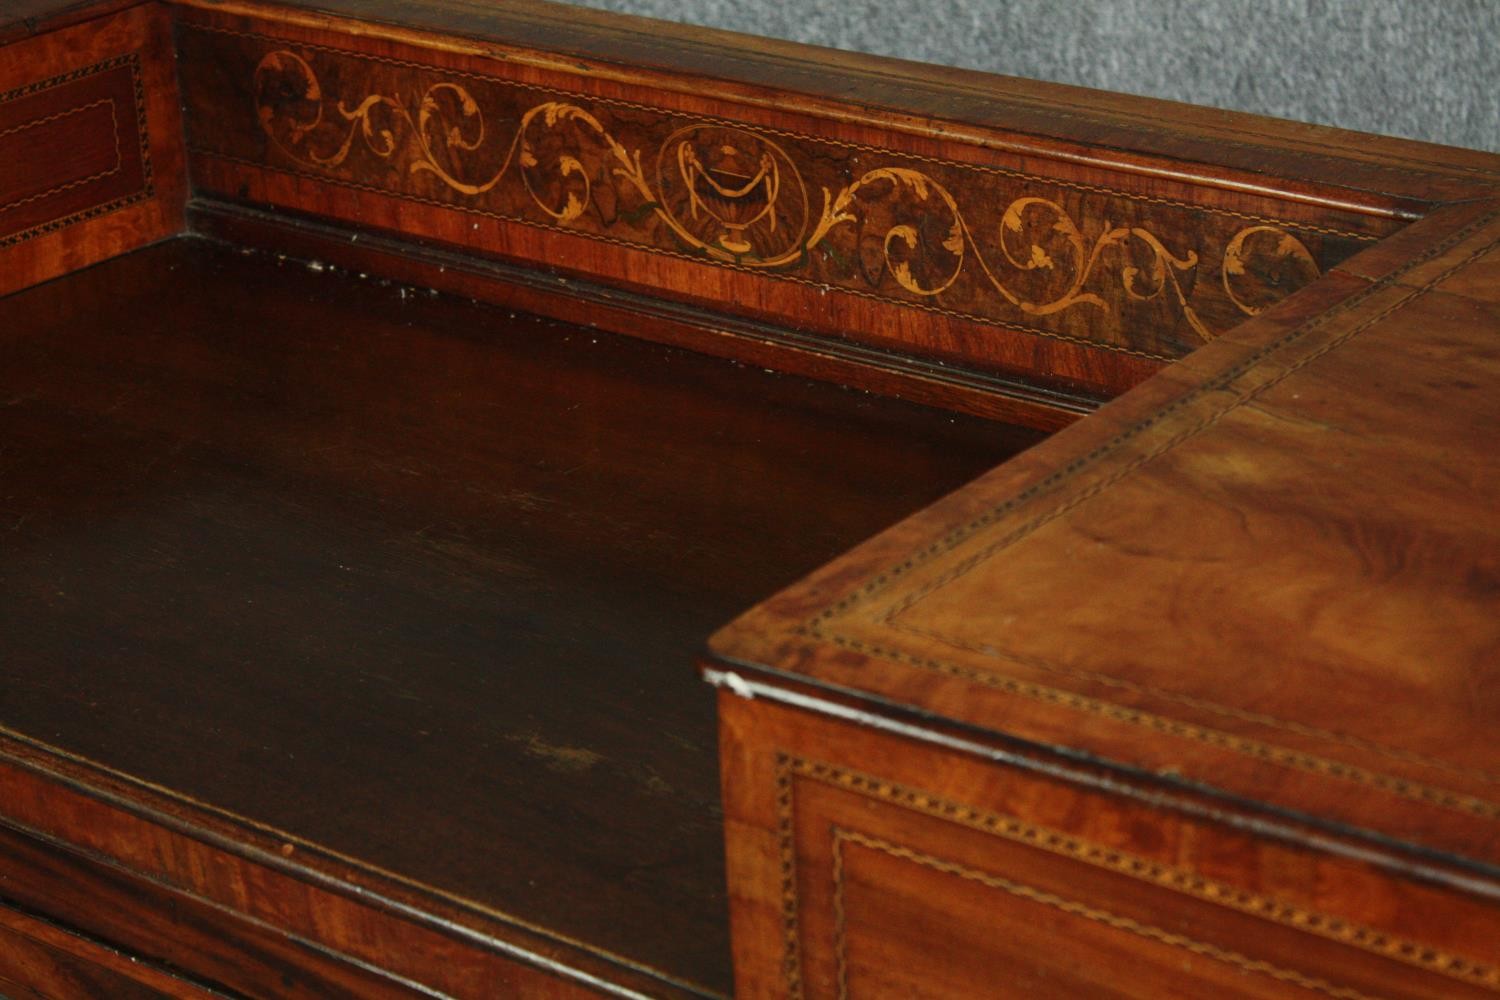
<box><xmin>710</xmin><ymin>198</ymin><xmax>1500</xmax><ymax>874</ymax></box>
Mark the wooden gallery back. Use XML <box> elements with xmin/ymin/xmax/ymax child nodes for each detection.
<box><xmin>1</xmin><ymin>1</ymin><xmax>1497</xmax><ymax>997</ymax></box>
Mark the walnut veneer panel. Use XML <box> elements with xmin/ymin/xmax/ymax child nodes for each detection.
<box><xmin>0</xmin><ymin>3</ymin><xmax>186</xmax><ymax>295</ymax></box>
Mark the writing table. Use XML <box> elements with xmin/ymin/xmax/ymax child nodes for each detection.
<box><xmin>1</xmin><ymin>1</ymin><xmax>1497</xmax><ymax>997</ymax></box>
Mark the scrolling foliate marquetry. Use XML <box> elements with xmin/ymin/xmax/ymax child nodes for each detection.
<box><xmin>184</xmin><ymin>25</ymin><xmax>1379</xmax><ymax>360</ymax></box>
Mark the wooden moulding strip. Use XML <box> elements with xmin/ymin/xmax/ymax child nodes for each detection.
<box><xmin>0</xmin><ymin>731</ymin><xmax>724</xmax><ymax>999</ymax></box>
<box><xmin>0</xmin><ymin>901</ymin><xmax>230</xmax><ymax>1000</ymax></box>
<box><xmin>186</xmin><ymin>198</ymin><xmax>1098</xmax><ymax>429</ymax></box>
<box><xmin>702</xmin><ymin>192</ymin><xmax>1500</xmax><ymax>886</ymax></box>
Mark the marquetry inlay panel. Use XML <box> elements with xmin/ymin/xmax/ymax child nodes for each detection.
<box><xmin>0</xmin><ymin>55</ymin><xmax>152</xmax><ymax>249</ymax></box>
<box><xmin>760</xmin><ymin>743</ymin><xmax>1500</xmax><ymax>1000</ymax></box>
<box><xmin>177</xmin><ymin>21</ymin><xmax>1398</xmax><ymax>382</ymax></box>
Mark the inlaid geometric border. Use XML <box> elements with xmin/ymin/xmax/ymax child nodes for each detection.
<box><xmin>179</xmin><ymin>21</ymin><xmax>1393</xmax><ymax>363</ymax></box>
<box><xmin>800</xmin><ymin>206</ymin><xmax>1500</xmax><ymax>820</ymax></box>
<box><xmin>0</xmin><ymin>53</ymin><xmax>154</xmax><ymax>250</ymax></box>
<box><xmin>778</xmin><ymin>754</ymin><xmax>1498</xmax><ymax>998</ymax></box>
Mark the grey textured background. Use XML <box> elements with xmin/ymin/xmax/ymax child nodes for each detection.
<box><xmin>559</xmin><ymin>0</ymin><xmax>1500</xmax><ymax>153</ymax></box>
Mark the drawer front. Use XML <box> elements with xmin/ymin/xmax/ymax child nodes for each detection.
<box><xmin>0</xmin><ymin>751</ymin><xmax>640</xmax><ymax>999</ymax></box>
<box><xmin>718</xmin><ymin>692</ymin><xmax>1500</xmax><ymax>999</ymax></box>
<box><xmin>0</xmin><ymin>902</ymin><xmax>217</xmax><ymax>1000</ymax></box>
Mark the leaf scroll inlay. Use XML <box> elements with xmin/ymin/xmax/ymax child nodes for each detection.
<box><xmin>251</xmin><ymin>47</ymin><xmax>1330</xmax><ymax>348</ymax></box>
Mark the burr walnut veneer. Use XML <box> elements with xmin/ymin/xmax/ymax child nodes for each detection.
<box><xmin>1</xmin><ymin>1</ymin><xmax>1497</xmax><ymax>997</ymax></box>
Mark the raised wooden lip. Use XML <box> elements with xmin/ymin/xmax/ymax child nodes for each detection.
<box><xmin>0</xmin><ymin>724</ymin><xmax>721</xmax><ymax>999</ymax></box>
<box><xmin>159</xmin><ymin>0</ymin><xmax>1497</xmax><ymax>215</ymax></box>
<box><xmin>167</xmin><ymin>0</ymin><xmax>1416</xmax><ymax>403</ymax></box>
<box><xmin>5</xmin><ymin>0</ymin><xmax>1500</xmax><ymax>994</ymax></box>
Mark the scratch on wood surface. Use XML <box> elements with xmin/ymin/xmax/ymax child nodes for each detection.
<box><xmin>505</xmin><ymin>730</ymin><xmax>603</xmax><ymax>772</ymax></box>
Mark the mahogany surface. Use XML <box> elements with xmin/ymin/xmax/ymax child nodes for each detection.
<box><xmin>709</xmin><ymin>156</ymin><xmax>1500</xmax><ymax>1000</ymax></box>
<box><xmin>0</xmin><ymin>4</ymin><xmax>185</xmax><ymax>295</ymax></box>
<box><xmin>0</xmin><ymin>236</ymin><xmax>1040</xmax><ymax>995</ymax></box>
<box><xmin>3</xmin><ymin>0</ymin><xmax>1500</xmax><ymax>996</ymax></box>
<box><xmin>710</xmin><ymin>196</ymin><xmax>1500</xmax><ymax>870</ymax></box>
<box><xmin>0</xmin><ymin>900</ymin><xmax>225</xmax><ymax>999</ymax></box>
<box><xmin>166</xmin><ymin>0</ymin><xmax>1500</xmax><ymax>206</ymax></box>
<box><xmin>172</xmin><ymin>0</ymin><xmax>1401</xmax><ymax>404</ymax></box>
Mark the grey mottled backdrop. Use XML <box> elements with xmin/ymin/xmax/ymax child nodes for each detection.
<box><xmin>559</xmin><ymin>0</ymin><xmax>1500</xmax><ymax>153</ymax></box>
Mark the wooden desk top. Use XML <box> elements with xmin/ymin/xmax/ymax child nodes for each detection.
<box><xmin>0</xmin><ymin>238</ymin><xmax>1038</xmax><ymax>994</ymax></box>
<box><xmin>711</xmin><ymin>197</ymin><xmax>1500</xmax><ymax>881</ymax></box>
<box><xmin>4</xmin><ymin>0</ymin><xmax>1500</xmax><ymax>995</ymax></box>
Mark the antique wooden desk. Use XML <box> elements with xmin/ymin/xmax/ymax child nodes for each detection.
<box><xmin>1</xmin><ymin>1</ymin><xmax>1497</xmax><ymax>997</ymax></box>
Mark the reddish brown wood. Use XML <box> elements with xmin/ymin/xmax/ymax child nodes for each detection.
<box><xmin>0</xmin><ymin>0</ymin><xmax>146</xmax><ymax>46</ymax></box>
<box><xmin>170</xmin><ymin>2</ymin><xmax>1405</xmax><ymax>401</ymax></box>
<box><xmin>2</xmin><ymin>1</ymin><xmax>1499</xmax><ymax>997</ymax></box>
<box><xmin>0</xmin><ymin>901</ymin><xmax>226</xmax><ymax>1000</ymax></box>
<box><xmin>0</xmin><ymin>236</ymin><xmax>1036</xmax><ymax>997</ymax></box>
<box><xmin>715</xmin><ymin>693</ymin><xmax>1500</xmax><ymax>1000</ymax></box>
<box><xmin>186</xmin><ymin>199</ymin><xmax>1095</xmax><ymax>429</ymax></box>
<box><xmin>0</xmin><ymin>3</ymin><xmax>186</xmax><ymax>295</ymax></box>
<box><xmin>0</xmin><ymin>751</ymin><xmax>626</xmax><ymax>999</ymax></box>
<box><xmin>0</xmin><ymin>58</ymin><xmax>149</xmax><ymax>242</ymax></box>
<box><xmin>708</xmin><ymin>177</ymin><xmax>1500</xmax><ymax>1000</ymax></box>
<box><xmin>0</xmin><ymin>818</ymin><xmax>435</xmax><ymax>999</ymax></box>
<box><xmin>710</xmin><ymin>197</ymin><xmax>1500</xmax><ymax>869</ymax></box>
<box><xmin>166</xmin><ymin>0</ymin><xmax>1500</xmax><ymax>209</ymax></box>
